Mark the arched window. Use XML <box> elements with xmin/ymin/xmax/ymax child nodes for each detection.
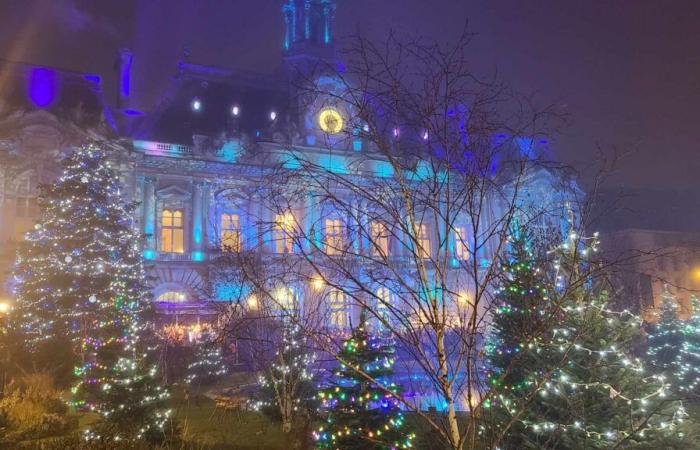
<box><xmin>329</xmin><ymin>288</ymin><xmax>349</xmax><ymax>329</ymax></box>
<box><xmin>155</xmin><ymin>291</ymin><xmax>187</xmax><ymax>304</ymax></box>
<box><xmin>162</xmin><ymin>209</ymin><xmax>184</xmax><ymax>253</ymax></box>
<box><xmin>221</xmin><ymin>213</ymin><xmax>241</xmax><ymax>252</ymax></box>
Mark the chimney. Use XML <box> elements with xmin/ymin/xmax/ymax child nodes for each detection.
<box><xmin>117</xmin><ymin>48</ymin><xmax>133</xmax><ymax>109</ymax></box>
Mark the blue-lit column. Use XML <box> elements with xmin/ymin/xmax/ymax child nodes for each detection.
<box><xmin>142</xmin><ymin>176</ymin><xmax>156</xmax><ymax>259</ymax></box>
<box><xmin>192</xmin><ymin>181</ymin><xmax>206</xmax><ymax>261</ymax></box>
<box><xmin>350</xmin><ymin>199</ymin><xmax>361</xmax><ymax>253</ymax></box>
<box><xmin>358</xmin><ymin>200</ymin><xmax>370</xmax><ymax>254</ymax></box>
<box><xmin>304</xmin><ymin>0</ymin><xmax>311</xmax><ymax>39</ymax></box>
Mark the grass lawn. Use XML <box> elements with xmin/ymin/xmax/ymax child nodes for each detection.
<box><xmin>168</xmin><ymin>374</ymin><xmax>308</xmax><ymax>450</ymax></box>
<box><xmin>172</xmin><ymin>395</ymin><xmax>292</xmax><ymax>449</ymax></box>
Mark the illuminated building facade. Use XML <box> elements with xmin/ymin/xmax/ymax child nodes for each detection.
<box><xmin>0</xmin><ymin>0</ymin><xmax>568</xmax><ymax>336</ymax></box>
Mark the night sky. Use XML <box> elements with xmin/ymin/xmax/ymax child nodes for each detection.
<box><xmin>1</xmin><ymin>0</ymin><xmax>698</xmax><ymax>231</ymax></box>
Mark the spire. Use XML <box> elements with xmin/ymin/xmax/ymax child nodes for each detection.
<box><xmin>282</xmin><ymin>0</ymin><xmax>336</xmax><ymax>58</ymax></box>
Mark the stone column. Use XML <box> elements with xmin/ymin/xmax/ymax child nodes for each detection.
<box><xmin>192</xmin><ymin>181</ymin><xmax>206</xmax><ymax>259</ymax></box>
<box><xmin>143</xmin><ymin>176</ymin><xmax>156</xmax><ymax>258</ymax></box>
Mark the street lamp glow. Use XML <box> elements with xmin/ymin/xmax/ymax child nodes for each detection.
<box><xmin>0</xmin><ymin>301</ymin><xmax>12</xmax><ymax>314</ymax></box>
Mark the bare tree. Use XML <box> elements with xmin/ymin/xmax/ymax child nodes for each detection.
<box><xmin>218</xmin><ymin>29</ymin><xmax>584</xmax><ymax>449</ymax></box>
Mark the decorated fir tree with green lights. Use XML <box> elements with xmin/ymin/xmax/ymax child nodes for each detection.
<box><xmin>13</xmin><ymin>144</ymin><xmax>170</xmax><ymax>442</ymax></box>
<box><xmin>646</xmin><ymin>287</ymin><xmax>700</xmax><ymax>402</ymax></box>
<box><xmin>487</xmin><ymin>229</ymin><xmax>551</xmax><ymax>394</ymax></box>
<box><xmin>489</xmin><ymin>231</ymin><xmax>687</xmax><ymax>449</ymax></box>
<box><xmin>484</xmin><ymin>229</ymin><xmax>555</xmax><ymax>447</ymax></box>
<box><xmin>674</xmin><ymin>295</ymin><xmax>700</xmax><ymax>399</ymax></box>
<box><xmin>647</xmin><ymin>286</ymin><xmax>684</xmax><ymax>384</ymax></box>
<box><xmin>314</xmin><ymin>313</ymin><xmax>414</xmax><ymax>449</ymax></box>
<box><xmin>185</xmin><ymin>335</ymin><xmax>228</xmax><ymax>387</ymax></box>
<box><xmin>254</xmin><ymin>323</ymin><xmax>315</xmax><ymax>432</ymax></box>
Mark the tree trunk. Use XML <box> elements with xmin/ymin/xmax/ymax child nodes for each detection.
<box><xmin>281</xmin><ymin>391</ymin><xmax>294</xmax><ymax>433</ymax></box>
<box><xmin>437</xmin><ymin>329</ymin><xmax>462</xmax><ymax>450</ymax></box>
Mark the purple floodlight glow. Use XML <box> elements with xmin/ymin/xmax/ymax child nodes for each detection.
<box><xmin>28</xmin><ymin>68</ymin><xmax>56</xmax><ymax>108</ymax></box>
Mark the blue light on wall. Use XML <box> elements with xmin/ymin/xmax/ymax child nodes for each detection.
<box><xmin>218</xmin><ymin>141</ymin><xmax>241</xmax><ymax>163</ymax></box>
<box><xmin>143</xmin><ymin>249</ymin><xmax>156</xmax><ymax>260</ymax></box>
<box><xmin>353</xmin><ymin>139</ymin><xmax>362</xmax><ymax>151</ymax></box>
<box><xmin>282</xmin><ymin>152</ymin><xmax>302</xmax><ymax>169</ymax></box>
<box><xmin>28</xmin><ymin>68</ymin><xmax>56</xmax><ymax>108</ymax></box>
<box><xmin>214</xmin><ymin>282</ymin><xmax>248</xmax><ymax>302</ymax></box>
<box><xmin>320</xmin><ymin>154</ymin><xmax>347</xmax><ymax>174</ymax></box>
<box><xmin>192</xmin><ymin>251</ymin><xmax>205</xmax><ymax>261</ymax></box>
<box><xmin>374</xmin><ymin>161</ymin><xmax>394</xmax><ymax>178</ymax></box>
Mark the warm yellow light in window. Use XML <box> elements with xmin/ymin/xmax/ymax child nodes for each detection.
<box><xmin>247</xmin><ymin>294</ymin><xmax>259</xmax><ymax>310</ymax></box>
<box><xmin>318</xmin><ymin>108</ymin><xmax>343</xmax><ymax>134</ymax></box>
<box><xmin>311</xmin><ymin>275</ymin><xmax>325</xmax><ymax>291</ymax></box>
<box><xmin>274</xmin><ymin>212</ymin><xmax>295</xmax><ymax>254</ymax></box>
<box><xmin>221</xmin><ymin>213</ymin><xmax>241</xmax><ymax>252</ymax></box>
<box><xmin>162</xmin><ymin>209</ymin><xmax>184</xmax><ymax>253</ymax></box>
<box><xmin>457</xmin><ymin>291</ymin><xmax>473</xmax><ymax>306</ymax></box>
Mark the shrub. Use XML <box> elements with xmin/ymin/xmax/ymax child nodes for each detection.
<box><xmin>0</xmin><ymin>372</ymin><xmax>76</xmax><ymax>442</ymax></box>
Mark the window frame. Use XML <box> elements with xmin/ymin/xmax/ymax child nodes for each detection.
<box><xmin>221</xmin><ymin>212</ymin><xmax>241</xmax><ymax>252</ymax></box>
<box><xmin>274</xmin><ymin>212</ymin><xmax>295</xmax><ymax>254</ymax></box>
<box><xmin>161</xmin><ymin>208</ymin><xmax>185</xmax><ymax>253</ymax></box>
<box><xmin>454</xmin><ymin>226</ymin><xmax>470</xmax><ymax>261</ymax></box>
<box><xmin>329</xmin><ymin>288</ymin><xmax>349</xmax><ymax>329</ymax></box>
<box><xmin>325</xmin><ymin>218</ymin><xmax>345</xmax><ymax>256</ymax></box>
<box><xmin>370</xmin><ymin>220</ymin><xmax>389</xmax><ymax>257</ymax></box>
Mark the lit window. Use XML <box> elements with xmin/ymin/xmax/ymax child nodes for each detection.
<box><xmin>274</xmin><ymin>212</ymin><xmax>295</xmax><ymax>254</ymax></box>
<box><xmin>156</xmin><ymin>291</ymin><xmax>187</xmax><ymax>303</ymax></box>
<box><xmin>273</xmin><ymin>286</ymin><xmax>298</xmax><ymax>315</ymax></box>
<box><xmin>455</xmin><ymin>226</ymin><xmax>469</xmax><ymax>260</ymax></box>
<box><xmin>162</xmin><ymin>209</ymin><xmax>184</xmax><ymax>253</ymax></box>
<box><xmin>329</xmin><ymin>289</ymin><xmax>349</xmax><ymax>329</ymax></box>
<box><xmin>370</xmin><ymin>221</ymin><xmax>389</xmax><ymax>257</ymax></box>
<box><xmin>374</xmin><ymin>286</ymin><xmax>392</xmax><ymax>330</ymax></box>
<box><xmin>416</xmin><ymin>223</ymin><xmax>431</xmax><ymax>259</ymax></box>
<box><xmin>221</xmin><ymin>213</ymin><xmax>241</xmax><ymax>252</ymax></box>
<box><xmin>325</xmin><ymin>218</ymin><xmax>344</xmax><ymax>255</ymax></box>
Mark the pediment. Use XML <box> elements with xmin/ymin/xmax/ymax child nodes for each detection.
<box><xmin>156</xmin><ymin>185</ymin><xmax>192</xmax><ymax>200</ymax></box>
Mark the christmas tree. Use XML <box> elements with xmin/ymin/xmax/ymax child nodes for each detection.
<box><xmin>254</xmin><ymin>322</ymin><xmax>315</xmax><ymax>432</ymax></box>
<box><xmin>484</xmin><ymin>229</ymin><xmax>554</xmax><ymax>447</ymax></box>
<box><xmin>487</xmin><ymin>229</ymin><xmax>551</xmax><ymax>393</ymax></box>
<box><xmin>313</xmin><ymin>312</ymin><xmax>414</xmax><ymax>449</ymax></box>
<box><xmin>13</xmin><ymin>144</ymin><xmax>170</xmax><ymax>442</ymax></box>
<box><xmin>488</xmin><ymin>231</ymin><xmax>687</xmax><ymax>449</ymax></box>
<box><xmin>674</xmin><ymin>295</ymin><xmax>700</xmax><ymax>399</ymax></box>
<box><xmin>647</xmin><ymin>286</ymin><xmax>684</xmax><ymax>386</ymax></box>
<box><xmin>185</xmin><ymin>334</ymin><xmax>228</xmax><ymax>387</ymax></box>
